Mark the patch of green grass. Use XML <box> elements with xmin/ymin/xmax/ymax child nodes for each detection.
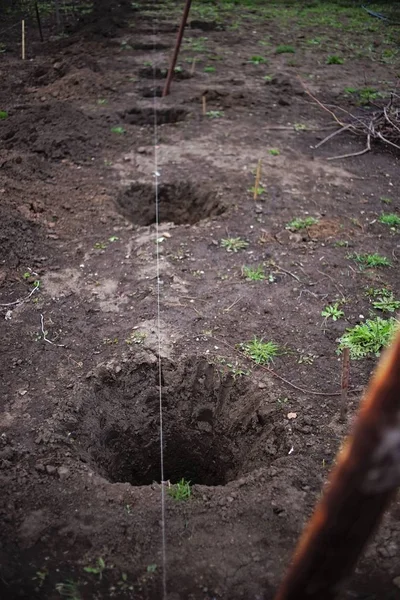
<box><xmin>204</xmin><ymin>66</ymin><xmax>216</xmax><ymax>73</ymax></box>
<box><xmin>84</xmin><ymin>557</ymin><xmax>106</xmax><ymax>580</ymax></box>
<box><xmin>338</xmin><ymin>317</ymin><xmax>398</xmax><ymax>359</ymax></box>
<box><xmin>275</xmin><ymin>45</ymin><xmax>295</xmax><ymax>54</ymax></box>
<box><xmin>242</xmin><ymin>265</ymin><xmax>265</xmax><ymax>281</ymax></box>
<box><xmin>344</xmin><ymin>87</ymin><xmax>383</xmax><ymax>105</ymax></box>
<box><xmin>111</xmin><ymin>126</ymin><xmax>126</xmax><ymax>135</ymax></box>
<box><xmin>240</xmin><ymin>337</ymin><xmax>279</xmax><ymax>365</ymax></box>
<box><xmin>221</xmin><ymin>237</ymin><xmax>248</xmax><ymax>252</ymax></box>
<box><xmin>351</xmin><ymin>253</ymin><xmax>391</xmax><ymax>268</ymax></box>
<box><xmin>326</xmin><ymin>55</ymin><xmax>344</xmax><ymax>65</ymax></box>
<box><xmin>294</xmin><ymin>123</ymin><xmax>307</xmax><ymax>131</ymax></box>
<box><xmin>168</xmin><ymin>478</ymin><xmax>191</xmax><ymax>501</ymax></box>
<box><xmin>55</xmin><ymin>579</ymin><xmax>81</xmax><ymax>600</ymax></box>
<box><xmin>268</xmin><ymin>148</ymin><xmax>280</xmax><ymax>156</ymax></box>
<box><xmin>0</xmin><ymin>110</ymin><xmax>8</xmax><ymax>120</ymax></box>
<box><xmin>321</xmin><ymin>302</ymin><xmax>344</xmax><ymax>322</ymax></box>
<box><xmin>249</xmin><ymin>55</ymin><xmax>266</xmax><ymax>64</ymax></box>
<box><xmin>206</xmin><ymin>110</ymin><xmax>224</xmax><ymax>119</ymax></box>
<box><xmin>286</xmin><ymin>217</ymin><xmax>318</xmax><ymax>231</ymax></box>
<box><xmin>379</xmin><ymin>213</ymin><xmax>400</xmax><ymax>229</ymax></box>
<box><xmin>184</xmin><ymin>36</ymin><xmax>208</xmax><ymax>52</ymax></box>
<box><xmin>249</xmin><ymin>185</ymin><xmax>265</xmax><ymax>197</ymax></box>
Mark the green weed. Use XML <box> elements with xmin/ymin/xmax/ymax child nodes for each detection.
<box><xmin>55</xmin><ymin>580</ymin><xmax>81</xmax><ymax>600</ymax></box>
<box><xmin>84</xmin><ymin>557</ymin><xmax>106</xmax><ymax>580</ymax></box>
<box><xmin>338</xmin><ymin>317</ymin><xmax>398</xmax><ymax>359</ymax></box>
<box><xmin>168</xmin><ymin>478</ymin><xmax>191</xmax><ymax>501</ymax></box>
<box><xmin>351</xmin><ymin>253</ymin><xmax>391</xmax><ymax>268</ymax></box>
<box><xmin>286</xmin><ymin>217</ymin><xmax>318</xmax><ymax>231</ymax></box>
<box><xmin>379</xmin><ymin>213</ymin><xmax>400</xmax><ymax>229</ymax></box>
<box><xmin>242</xmin><ymin>265</ymin><xmax>265</xmax><ymax>281</ymax></box>
<box><xmin>0</xmin><ymin>110</ymin><xmax>8</xmax><ymax>120</ymax></box>
<box><xmin>204</xmin><ymin>66</ymin><xmax>216</xmax><ymax>73</ymax></box>
<box><xmin>326</xmin><ymin>55</ymin><xmax>344</xmax><ymax>64</ymax></box>
<box><xmin>268</xmin><ymin>148</ymin><xmax>280</xmax><ymax>156</ymax></box>
<box><xmin>321</xmin><ymin>302</ymin><xmax>344</xmax><ymax>322</ymax></box>
<box><xmin>249</xmin><ymin>55</ymin><xmax>266</xmax><ymax>64</ymax></box>
<box><xmin>206</xmin><ymin>110</ymin><xmax>224</xmax><ymax>119</ymax></box>
<box><xmin>241</xmin><ymin>337</ymin><xmax>279</xmax><ymax>364</ymax></box>
<box><xmin>275</xmin><ymin>45</ymin><xmax>295</xmax><ymax>54</ymax></box>
<box><xmin>221</xmin><ymin>237</ymin><xmax>249</xmax><ymax>252</ymax></box>
<box><xmin>111</xmin><ymin>126</ymin><xmax>126</xmax><ymax>134</ymax></box>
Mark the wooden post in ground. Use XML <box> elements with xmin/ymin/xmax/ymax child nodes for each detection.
<box><xmin>162</xmin><ymin>0</ymin><xmax>192</xmax><ymax>97</ymax></box>
<box><xmin>21</xmin><ymin>20</ymin><xmax>25</xmax><ymax>60</ymax></box>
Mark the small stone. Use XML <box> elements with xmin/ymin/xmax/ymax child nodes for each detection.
<box><xmin>258</xmin><ymin>382</ymin><xmax>267</xmax><ymax>389</ymax></box>
<box><xmin>46</xmin><ymin>465</ymin><xmax>57</xmax><ymax>475</ymax></box>
<box><xmin>227</xmin><ymin>496</ymin><xmax>234</xmax><ymax>503</ymax></box>
<box><xmin>35</xmin><ymin>463</ymin><xmax>45</xmax><ymax>472</ymax></box>
<box><xmin>393</xmin><ymin>576</ymin><xmax>400</xmax><ymax>589</ymax></box>
<box><xmin>115</xmin><ymin>365</ymin><xmax>122</xmax><ymax>374</ymax></box>
<box><xmin>137</xmin><ymin>146</ymin><xmax>147</xmax><ymax>154</ymax></box>
<box><xmin>58</xmin><ymin>466</ymin><xmax>70</xmax><ymax>480</ymax></box>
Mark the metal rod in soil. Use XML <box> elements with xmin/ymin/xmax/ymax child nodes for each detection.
<box><xmin>162</xmin><ymin>0</ymin><xmax>192</xmax><ymax>97</ymax></box>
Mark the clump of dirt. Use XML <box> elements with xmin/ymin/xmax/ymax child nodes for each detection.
<box><xmin>116</xmin><ymin>181</ymin><xmax>226</xmax><ymax>225</ymax></box>
<box><xmin>0</xmin><ymin>152</ymin><xmax>50</xmax><ymax>182</ymax></box>
<box><xmin>37</xmin><ymin>68</ymin><xmax>107</xmax><ymax>101</ymax></box>
<box><xmin>139</xmin><ymin>66</ymin><xmax>192</xmax><ymax>80</ymax></box>
<box><xmin>189</xmin><ymin>20</ymin><xmax>225</xmax><ymax>31</ymax></box>
<box><xmin>121</xmin><ymin>106</ymin><xmax>188</xmax><ymax>126</ymax></box>
<box><xmin>78</xmin><ymin>356</ymin><xmax>289</xmax><ymax>486</ymax></box>
<box><xmin>0</xmin><ymin>206</ymin><xmax>48</xmax><ymax>270</ymax></box>
<box><xmin>1</xmin><ymin>103</ymin><xmax>109</xmax><ymax>162</ymax></box>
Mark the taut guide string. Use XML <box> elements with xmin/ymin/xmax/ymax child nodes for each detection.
<box><xmin>152</xmin><ymin>4</ymin><xmax>168</xmax><ymax>599</ymax></box>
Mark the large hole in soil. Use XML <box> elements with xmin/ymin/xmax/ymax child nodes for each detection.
<box><xmin>120</xmin><ymin>107</ymin><xmax>188</xmax><ymax>126</ymax></box>
<box><xmin>139</xmin><ymin>66</ymin><xmax>192</xmax><ymax>80</ymax></box>
<box><xmin>116</xmin><ymin>182</ymin><xmax>226</xmax><ymax>226</ymax></box>
<box><xmin>76</xmin><ymin>357</ymin><xmax>289</xmax><ymax>486</ymax></box>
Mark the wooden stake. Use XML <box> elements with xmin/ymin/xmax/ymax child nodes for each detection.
<box><xmin>253</xmin><ymin>159</ymin><xmax>262</xmax><ymax>200</ymax></box>
<box><xmin>340</xmin><ymin>347</ymin><xmax>350</xmax><ymax>423</ymax></box>
<box><xmin>21</xmin><ymin>20</ymin><xmax>25</xmax><ymax>60</ymax></box>
<box><xmin>190</xmin><ymin>57</ymin><xmax>197</xmax><ymax>75</ymax></box>
<box><xmin>162</xmin><ymin>0</ymin><xmax>192</xmax><ymax>97</ymax></box>
<box><xmin>35</xmin><ymin>1</ymin><xmax>44</xmax><ymax>42</ymax></box>
<box><xmin>202</xmin><ymin>95</ymin><xmax>207</xmax><ymax>116</ymax></box>
<box><xmin>273</xmin><ymin>330</ymin><xmax>400</xmax><ymax>600</ymax></box>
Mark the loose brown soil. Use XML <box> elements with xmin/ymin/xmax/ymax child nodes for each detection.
<box><xmin>1</xmin><ymin>2</ymin><xmax>400</xmax><ymax>600</ymax></box>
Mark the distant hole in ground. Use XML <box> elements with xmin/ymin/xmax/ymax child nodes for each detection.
<box><xmin>131</xmin><ymin>41</ymin><xmax>169</xmax><ymax>51</ymax></box>
<box><xmin>189</xmin><ymin>20</ymin><xmax>225</xmax><ymax>31</ymax></box>
<box><xmin>139</xmin><ymin>86</ymin><xmax>163</xmax><ymax>98</ymax></box>
<box><xmin>139</xmin><ymin>66</ymin><xmax>192</xmax><ymax>80</ymax></box>
<box><xmin>116</xmin><ymin>181</ymin><xmax>226</xmax><ymax>226</ymax></box>
<box><xmin>120</xmin><ymin>106</ymin><xmax>188</xmax><ymax>126</ymax></box>
<box><xmin>76</xmin><ymin>357</ymin><xmax>289</xmax><ymax>486</ymax></box>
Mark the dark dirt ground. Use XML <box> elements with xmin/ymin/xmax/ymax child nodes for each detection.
<box><xmin>1</xmin><ymin>1</ymin><xmax>400</xmax><ymax>599</ymax></box>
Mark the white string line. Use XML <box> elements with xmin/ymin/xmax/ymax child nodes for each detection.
<box><xmin>152</xmin><ymin>8</ymin><xmax>167</xmax><ymax>600</ymax></box>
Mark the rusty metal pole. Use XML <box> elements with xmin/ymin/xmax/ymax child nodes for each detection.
<box><xmin>34</xmin><ymin>1</ymin><xmax>44</xmax><ymax>42</ymax></box>
<box><xmin>162</xmin><ymin>0</ymin><xmax>192</xmax><ymax>97</ymax></box>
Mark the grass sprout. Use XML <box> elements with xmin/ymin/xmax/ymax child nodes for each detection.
<box><xmin>338</xmin><ymin>317</ymin><xmax>398</xmax><ymax>359</ymax></box>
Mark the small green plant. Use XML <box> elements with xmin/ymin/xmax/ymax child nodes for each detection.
<box><xmin>380</xmin><ymin>196</ymin><xmax>392</xmax><ymax>205</ymax></box>
<box><xmin>268</xmin><ymin>148</ymin><xmax>280</xmax><ymax>156</ymax></box>
<box><xmin>204</xmin><ymin>66</ymin><xmax>216</xmax><ymax>73</ymax></box>
<box><xmin>220</xmin><ymin>237</ymin><xmax>249</xmax><ymax>252</ymax></box>
<box><xmin>33</xmin><ymin>569</ymin><xmax>48</xmax><ymax>588</ymax></box>
<box><xmin>275</xmin><ymin>45</ymin><xmax>295</xmax><ymax>54</ymax></box>
<box><xmin>351</xmin><ymin>253</ymin><xmax>391</xmax><ymax>268</ymax></box>
<box><xmin>338</xmin><ymin>317</ymin><xmax>398</xmax><ymax>359</ymax></box>
<box><xmin>0</xmin><ymin>110</ymin><xmax>8</xmax><ymax>120</ymax></box>
<box><xmin>108</xmin><ymin>235</ymin><xmax>119</xmax><ymax>242</ymax></box>
<box><xmin>321</xmin><ymin>302</ymin><xmax>344</xmax><ymax>322</ymax></box>
<box><xmin>111</xmin><ymin>126</ymin><xmax>126</xmax><ymax>134</ymax></box>
<box><xmin>249</xmin><ymin>55</ymin><xmax>266</xmax><ymax>64</ymax></box>
<box><xmin>117</xmin><ymin>572</ymin><xmax>134</xmax><ymax>591</ymax></box>
<box><xmin>147</xmin><ymin>564</ymin><xmax>158</xmax><ymax>574</ymax></box>
<box><xmin>84</xmin><ymin>557</ymin><xmax>106</xmax><ymax>580</ymax></box>
<box><xmin>379</xmin><ymin>213</ymin><xmax>400</xmax><ymax>229</ymax></box>
<box><xmin>241</xmin><ymin>337</ymin><xmax>279</xmax><ymax>364</ymax></box>
<box><xmin>297</xmin><ymin>351</ymin><xmax>318</xmax><ymax>365</ymax></box>
<box><xmin>97</xmin><ymin>98</ymin><xmax>108</xmax><ymax>105</ymax></box>
<box><xmin>125</xmin><ymin>331</ymin><xmax>147</xmax><ymax>345</ymax></box>
<box><xmin>344</xmin><ymin>87</ymin><xmax>383</xmax><ymax>105</ymax></box>
<box><xmin>294</xmin><ymin>123</ymin><xmax>307</xmax><ymax>131</ymax></box>
<box><xmin>263</xmin><ymin>74</ymin><xmax>273</xmax><ymax>82</ymax></box>
<box><xmin>94</xmin><ymin>241</ymin><xmax>107</xmax><ymax>250</ymax></box>
<box><xmin>334</xmin><ymin>240</ymin><xmax>349</xmax><ymax>248</ymax></box>
<box><xmin>286</xmin><ymin>217</ymin><xmax>318</xmax><ymax>231</ymax></box>
<box><xmin>369</xmin><ymin>290</ymin><xmax>400</xmax><ymax>313</ymax></box>
<box><xmin>242</xmin><ymin>265</ymin><xmax>265</xmax><ymax>281</ymax></box>
<box><xmin>55</xmin><ymin>579</ymin><xmax>81</xmax><ymax>600</ymax></box>
<box><xmin>206</xmin><ymin>110</ymin><xmax>224</xmax><ymax>119</ymax></box>
<box><xmin>326</xmin><ymin>55</ymin><xmax>344</xmax><ymax>64</ymax></box>
<box><xmin>249</xmin><ymin>185</ymin><xmax>265</xmax><ymax>197</ymax></box>
<box><xmin>168</xmin><ymin>478</ymin><xmax>191</xmax><ymax>501</ymax></box>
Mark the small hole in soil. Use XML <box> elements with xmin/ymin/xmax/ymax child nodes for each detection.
<box><xmin>189</xmin><ymin>20</ymin><xmax>225</xmax><ymax>31</ymax></box>
<box><xmin>116</xmin><ymin>182</ymin><xmax>226</xmax><ymax>226</ymax></box>
<box><xmin>140</xmin><ymin>86</ymin><xmax>163</xmax><ymax>98</ymax></box>
<box><xmin>76</xmin><ymin>358</ymin><xmax>289</xmax><ymax>487</ymax></box>
<box><xmin>139</xmin><ymin>66</ymin><xmax>192</xmax><ymax>80</ymax></box>
<box><xmin>121</xmin><ymin>107</ymin><xmax>188</xmax><ymax>126</ymax></box>
<box><xmin>131</xmin><ymin>41</ymin><xmax>169</xmax><ymax>51</ymax></box>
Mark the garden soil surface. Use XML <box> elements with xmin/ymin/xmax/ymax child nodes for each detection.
<box><xmin>1</xmin><ymin>2</ymin><xmax>400</xmax><ymax>599</ymax></box>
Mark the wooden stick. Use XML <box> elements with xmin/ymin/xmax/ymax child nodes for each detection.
<box><xmin>273</xmin><ymin>329</ymin><xmax>400</xmax><ymax>600</ymax></box>
<box><xmin>162</xmin><ymin>0</ymin><xmax>192</xmax><ymax>97</ymax></box>
<box><xmin>253</xmin><ymin>159</ymin><xmax>262</xmax><ymax>201</ymax></box>
<box><xmin>35</xmin><ymin>1</ymin><xmax>44</xmax><ymax>42</ymax></box>
<box><xmin>340</xmin><ymin>347</ymin><xmax>350</xmax><ymax>423</ymax></box>
<box><xmin>21</xmin><ymin>20</ymin><xmax>25</xmax><ymax>60</ymax></box>
<box><xmin>190</xmin><ymin>57</ymin><xmax>197</xmax><ymax>75</ymax></box>
<box><xmin>202</xmin><ymin>95</ymin><xmax>207</xmax><ymax>116</ymax></box>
